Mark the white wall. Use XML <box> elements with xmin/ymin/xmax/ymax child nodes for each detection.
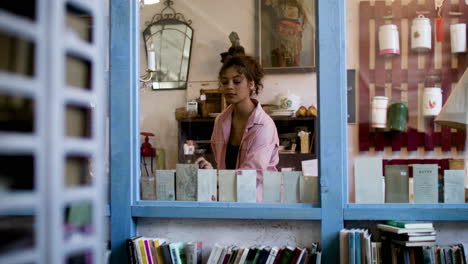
<box><xmin>139</xmin><ymin>0</ymin><xmax>316</xmax><ymax>169</ymax></box>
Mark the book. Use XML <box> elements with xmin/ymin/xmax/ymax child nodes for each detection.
<box><xmin>156</xmin><ymin>170</ymin><xmax>176</xmax><ymax>201</ymax></box>
<box><xmin>392</xmin><ymin>240</ymin><xmax>436</xmax><ymax>247</ymax></box>
<box><xmin>297</xmin><ymin>249</ymin><xmax>307</xmax><ymax>264</ymax></box>
<box><xmin>377</xmin><ymin>224</ymin><xmax>435</xmax><ymax>234</ymax></box>
<box><xmin>185</xmin><ymin>241</ymin><xmax>202</xmax><ymax>264</ymax></box>
<box><xmin>141</xmin><ymin>176</ymin><xmax>156</xmax><ymax>200</ymax></box>
<box><xmin>276</xmin><ymin>247</ymin><xmax>295</xmax><ymax>264</ymax></box>
<box><xmin>263</xmin><ymin>171</ymin><xmax>282</xmax><ymax>203</ymax></box>
<box><xmin>134</xmin><ymin>237</ymin><xmax>149</xmax><ymax>264</ymax></box>
<box><xmin>355</xmin><ymin>230</ymin><xmax>362</xmax><ymax>264</ymax></box>
<box><xmin>145</xmin><ymin>239</ymin><xmax>156</xmax><ymax>264</ymax></box>
<box><xmin>160</xmin><ymin>242</ymin><xmax>174</xmax><ymax>264</ymax></box>
<box><xmin>216</xmin><ymin>247</ymin><xmax>228</xmax><ymax>264</ymax></box>
<box><xmin>238</xmin><ymin>247</ymin><xmax>250</xmax><ymax>264</ymax></box>
<box><xmin>154</xmin><ymin>239</ymin><xmax>168</xmax><ymax>264</ymax></box>
<box><xmin>148</xmin><ymin>239</ymin><xmax>159</xmax><ymax>264</ymax></box>
<box><xmin>257</xmin><ymin>247</ymin><xmax>271</xmax><ymax>264</ymax></box>
<box><xmin>349</xmin><ymin>231</ymin><xmax>356</xmax><ymax>264</ymax></box>
<box><xmin>251</xmin><ymin>247</ymin><xmax>264</xmax><ymax>264</ymax></box>
<box><xmin>444</xmin><ymin>170</ymin><xmax>465</xmax><ymax>203</ymax></box>
<box><xmin>383</xmin><ymin>231</ymin><xmax>436</xmax><ymax>242</ymax></box>
<box><xmin>371</xmin><ymin>242</ymin><xmax>381</xmax><ymax>264</ymax></box>
<box><xmin>127</xmin><ymin>236</ymin><xmax>142</xmax><ymax>264</ymax></box>
<box><xmin>265</xmin><ymin>247</ymin><xmax>279</xmax><ymax>264</ymax></box>
<box><xmin>244</xmin><ymin>247</ymin><xmax>259</xmax><ymax>264</ymax></box>
<box><xmin>299</xmin><ymin>176</ymin><xmax>319</xmax><ymax>204</ymax></box>
<box><xmin>197</xmin><ymin>169</ymin><xmax>217</xmax><ymax>202</ymax></box>
<box><xmin>339</xmin><ymin>229</ymin><xmax>351</xmax><ymax>264</ymax></box>
<box><xmin>231</xmin><ymin>248</ymin><xmax>242</xmax><ymax>264</ymax></box>
<box><xmin>218</xmin><ymin>170</ymin><xmax>237</xmax><ymax>202</ymax></box>
<box><xmin>175</xmin><ymin>242</ymin><xmax>188</xmax><ymax>264</ymax></box>
<box><xmin>282</xmin><ymin>171</ymin><xmax>301</xmax><ymax>203</ymax></box>
<box><xmin>289</xmin><ymin>248</ymin><xmax>303</xmax><ymax>264</ymax></box>
<box><xmin>384</xmin><ymin>165</ymin><xmax>409</xmax><ymax>203</ymax></box>
<box><xmin>413</xmin><ymin>164</ymin><xmax>439</xmax><ymax>203</ymax></box>
<box><xmin>354</xmin><ymin>157</ymin><xmax>384</xmax><ymax>203</ymax></box>
<box><xmin>207</xmin><ymin>244</ymin><xmax>224</xmax><ymax>264</ymax></box>
<box><xmin>236</xmin><ymin>170</ymin><xmax>257</xmax><ymax>203</ymax></box>
<box><xmin>460</xmin><ymin>243</ymin><xmax>468</xmax><ymax>264</ymax></box>
<box><xmin>315</xmin><ymin>252</ymin><xmax>321</xmax><ymax>264</ymax></box>
<box><xmin>176</xmin><ymin>164</ymin><xmax>198</xmax><ymax>201</ymax></box>
<box><xmin>386</xmin><ymin>221</ymin><xmax>434</xmax><ymax>229</ymax></box>
<box><xmin>272</xmin><ymin>248</ymin><xmax>284</xmax><ymax>264</ymax></box>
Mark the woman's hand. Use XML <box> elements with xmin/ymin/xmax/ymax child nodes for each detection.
<box><xmin>195</xmin><ymin>157</ymin><xmax>213</xmax><ymax>169</ymax></box>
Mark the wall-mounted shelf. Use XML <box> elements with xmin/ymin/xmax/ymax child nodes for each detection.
<box><xmin>132</xmin><ymin>201</ymin><xmax>321</xmax><ymax>220</ymax></box>
<box><xmin>344</xmin><ymin>204</ymin><xmax>468</xmax><ymax>220</ymax></box>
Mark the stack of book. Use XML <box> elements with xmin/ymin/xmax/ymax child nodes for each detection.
<box><xmin>378</xmin><ymin>221</ymin><xmax>436</xmax><ymax>247</ymax></box>
<box><xmin>206</xmin><ymin>243</ymin><xmax>321</xmax><ymax>264</ymax></box>
<box><xmin>126</xmin><ymin>236</ymin><xmax>202</xmax><ymax>264</ymax></box>
<box><xmin>339</xmin><ymin>229</ymin><xmax>374</xmax><ymax>264</ymax></box>
<box><xmin>434</xmin><ymin>244</ymin><xmax>468</xmax><ymax>263</ymax></box>
<box><xmin>378</xmin><ymin>221</ymin><xmax>437</xmax><ymax>263</ymax></box>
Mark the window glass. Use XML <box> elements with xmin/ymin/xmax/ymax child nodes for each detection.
<box><xmin>348</xmin><ymin>0</ymin><xmax>468</xmax><ymax>204</ymax></box>
<box><xmin>139</xmin><ymin>0</ymin><xmax>318</xmax><ymax>204</ymax></box>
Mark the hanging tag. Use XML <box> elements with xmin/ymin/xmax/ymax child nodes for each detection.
<box><xmin>436</xmin><ymin>17</ymin><xmax>444</xmax><ymax>42</ymax></box>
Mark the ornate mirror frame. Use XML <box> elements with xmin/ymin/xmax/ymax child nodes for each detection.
<box><xmin>142</xmin><ymin>0</ymin><xmax>193</xmax><ymax>90</ymax></box>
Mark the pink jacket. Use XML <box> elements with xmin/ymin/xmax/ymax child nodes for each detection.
<box><xmin>211</xmin><ymin>100</ymin><xmax>279</xmax><ymax>202</ymax></box>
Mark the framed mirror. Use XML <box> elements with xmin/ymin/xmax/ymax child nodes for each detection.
<box><xmin>142</xmin><ymin>0</ymin><xmax>193</xmax><ymax>90</ymax></box>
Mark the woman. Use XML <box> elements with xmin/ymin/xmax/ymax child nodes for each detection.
<box><xmin>195</xmin><ymin>55</ymin><xmax>279</xmax><ymax>202</ymax></box>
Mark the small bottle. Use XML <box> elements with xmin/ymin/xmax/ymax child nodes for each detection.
<box><xmin>183</xmin><ymin>140</ymin><xmax>195</xmax><ymax>163</ymax></box>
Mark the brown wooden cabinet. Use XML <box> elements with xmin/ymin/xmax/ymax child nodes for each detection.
<box><xmin>178</xmin><ymin>116</ymin><xmax>316</xmax><ymax>171</ymax></box>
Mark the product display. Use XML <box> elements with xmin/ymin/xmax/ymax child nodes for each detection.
<box><xmin>379</xmin><ymin>24</ymin><xmax>400</xmax><ymax>55</ymax></box>
<box><xmin>411</xmin><ymin>15</ymin><xmax>431</xmax><ymax>52</ymax></box>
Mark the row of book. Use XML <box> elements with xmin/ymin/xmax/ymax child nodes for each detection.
<box><xmin>340</xmin><ymin>221</ymin><xmax>468</xmax><ymax>264</ymax></box>
<box><xmin>206</xmin><ymin>244</ymin><xmax>321</xmax><ymax>264</ymax></box>
<box><xmin>355</xmin><ymin>158</ymin><xmax>467</xmax><ymax>204</ymax></box>
<box><xmin>127</xmin><ymin>236</ymin><xmax>202</xmax><ymax>264</ymax></box>
<box><xmin>141</xmin><ymin>164</ymin><xmax>318</xmax><ymax>203</ymax></box>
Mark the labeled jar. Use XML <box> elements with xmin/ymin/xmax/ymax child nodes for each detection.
<box><xmin>371</xmin><ymin>96</ymin><xmax>389</xmax><ymax>128</ymax></box>
<box><xmin>422</xmin><ymin>87</ymin><xmax>442</xmax><ymax>116</ymax></box>
<box><xmin>379</xmin><ymin>24</ymin><xmax>400</xmax><ymax>56</ymax></box>
<box><xmin>450</xmin><ymin>23</ymin><xmax>467</xmax><ymax>53</ymax></box>
<box><xmin>411</xmin><ymin>15</ymin><xmax>431</xmax><ymax>52</ymax></box>
<box><xmin>387</xmin><ymin>102</ymin><xmax>408</xmax><ymax>132</ymax></box>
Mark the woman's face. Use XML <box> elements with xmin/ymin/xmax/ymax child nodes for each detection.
<box><xmin>220</xmin><ymin>67</ymin><xmax>254</xmax><ymax>105</ymax></box>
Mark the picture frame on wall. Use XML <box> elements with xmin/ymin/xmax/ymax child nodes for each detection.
<box><xmin>256</xmin><ymin>0</ymin><xmax>316</xmax><ymax>74</ymax></box>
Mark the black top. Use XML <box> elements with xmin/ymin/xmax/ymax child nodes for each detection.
<box><xmin>225</xmin><ymin>143</ymin><xmax>240</xmax><ymax>170</ymax></box>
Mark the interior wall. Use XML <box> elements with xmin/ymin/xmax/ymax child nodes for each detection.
<box><xmin>139</xmin><ymin>0</ymin><xmax>316</xmax><ymax>169</ymax></box>
<box><xmin>346</xmin><ymin>0</ymin><xmax>467</xmax><ymax>203</ymax></box>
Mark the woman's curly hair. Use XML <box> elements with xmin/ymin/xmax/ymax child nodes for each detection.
<box><xmin>218</xmin><ymin>55</ymin><xmax>264</xmax><ymax>96</ymax></box>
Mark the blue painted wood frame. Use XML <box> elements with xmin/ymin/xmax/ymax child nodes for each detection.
<box><xmin>345</xmin><ymin>204</ymin><xmax>468</xmax><ymax>220</ymax></box>
<box><xmin>110</xmin><ymin>0</ymin><xmax>139</xmax><ymax>262</ymax></box>
<box><xmin>317</xmin><ymin>0</ymin><xmax>347</xmax><ymax>262</ymax></box>
<box><xmin>132</xmin><ymin>201</ymin><xmax>321</xmax><ymax>220</ymax></box>
<box><xmin>109</xmin><ymin>0</ymin><xmax>347</xmax><ymax>262</ymax></box>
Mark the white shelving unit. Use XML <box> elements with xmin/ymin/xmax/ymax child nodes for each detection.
<box><xmin>0</xmin><ymin>0</ymin><xmax>107</xmax><ymax>263</ymax></box>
